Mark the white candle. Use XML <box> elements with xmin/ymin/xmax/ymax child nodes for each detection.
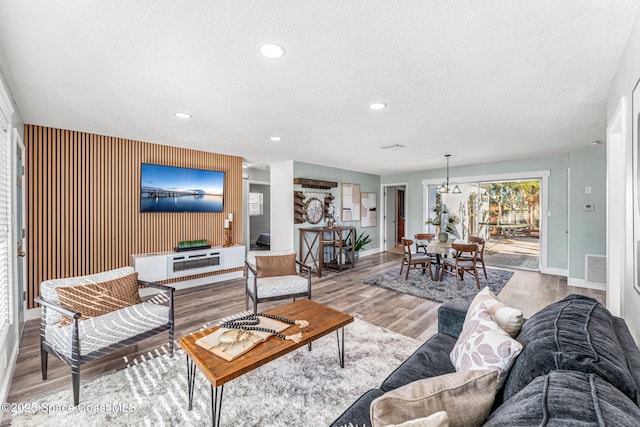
<box><xmin>228</xmin><ymin>213</ymin><xmax>233</xmax><ymax>222</ymax></box>
<box><xmin>224</xmin><ymin>219</ymin><xmax>229</xmax><ymax>228</ymax></box>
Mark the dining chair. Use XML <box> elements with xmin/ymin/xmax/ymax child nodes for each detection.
<box><xmin>399</xmin><ymin>238</ymin><xmax>433</xmax><ymax>280</ymax></box>
<box><xmin>467</xmin><ymin>236</ymin><xmax>488</xmax><ymax>279</ymax></box>
<box><xmin>413</xmin><ymin>233</ymin><xmax>435</xmax><ymax>252</ymax></box>
<box><xmin>439</xmin><ymin>242</ymin><xmax>481</xmax><ymax>289</ymax></box>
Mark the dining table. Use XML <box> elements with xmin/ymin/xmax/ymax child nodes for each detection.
<box><xmin>415</xmin><ymin>237</ymin><xmax>465</xmax><ymax>281</ymax></box>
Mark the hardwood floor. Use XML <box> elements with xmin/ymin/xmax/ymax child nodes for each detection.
<box><xmin>5</xmin><ymin>251</ymin><xmax>604</xmax><ymax>407</ymax></box>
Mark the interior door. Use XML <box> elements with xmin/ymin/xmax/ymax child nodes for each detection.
<box><xmin>396</xmin><ymin>189</ymin><xmax>405</xmax><ymax>244</ymax></box>
<box><xmin>385</xmin><ymin>187</ymin><xmax>397</xmax><ymax>250</ymax></box>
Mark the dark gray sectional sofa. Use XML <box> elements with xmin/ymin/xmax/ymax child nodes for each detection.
<box><xmin>330</xmin><ymin>294</ymin><xmax>640</xmax><ymax>426</ymax></box>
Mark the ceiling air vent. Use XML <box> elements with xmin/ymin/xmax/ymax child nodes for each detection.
<box><xmin>380</xmin><ymin>144</ymin><xmax>406</xmax><ymax>151</ymax></box>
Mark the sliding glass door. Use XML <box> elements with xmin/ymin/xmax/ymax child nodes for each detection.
<box><xmin>426</xmin><ymin>179</ymin><xmax>541</xmax><ymax>271</ymax></box>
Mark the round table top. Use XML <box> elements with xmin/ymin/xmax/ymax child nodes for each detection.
<box><xmin>425</xmin><ymin>238</ymin><xmax>468</xmax><ymax>256</ymax></box>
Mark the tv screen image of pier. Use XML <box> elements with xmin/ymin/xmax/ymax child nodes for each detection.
<box><xmin>140</xmin><ymin>163</ymin><xmax>224</xmax><ymax>212</ymax></box>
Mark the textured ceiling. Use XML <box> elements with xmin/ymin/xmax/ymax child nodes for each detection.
<box><xmin>0</xmin><ymin>1</ymin><xmax>638</xmax><ymax>175</ymax></box>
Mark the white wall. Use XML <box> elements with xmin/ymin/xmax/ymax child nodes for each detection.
<box><xmin>269</xmin><ymin>161</ymin><xmax>294</xmax><ymax>250</ymax></box>
<box><xmin>606</xmin><ymin>9</ymin><xmax>640</xmax><ymax>341</ymax></box>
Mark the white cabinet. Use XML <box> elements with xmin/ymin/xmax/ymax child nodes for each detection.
<box><xmin>130</xmin><ymin>245</ymin><xmax>245</xmax><ymax>288</ymax></box>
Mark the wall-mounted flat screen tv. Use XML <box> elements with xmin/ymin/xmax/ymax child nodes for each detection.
<box><xmin>140</xmin><ymin>163</ymin><xmax>225</xmax><ymax>213</ymax></box>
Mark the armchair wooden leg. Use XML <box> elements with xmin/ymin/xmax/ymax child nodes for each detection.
<box><xmin>40</xmin><ymin>348</ymin><xmax>48</xmax><ymax>380</ymax></box>
<box><xmin>169</xmin><ymin>327</ymin><xmax>175</xmax><ymax>356</ymax></box>
<box><xmin>71</xmin><ymin>363</ymin><xmax>80</xmax><ymax>406</ymax></box>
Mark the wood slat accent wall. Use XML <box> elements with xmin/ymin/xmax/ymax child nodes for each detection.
<box><xmin>24</xmin><ymin>125</ymin><xmax>243</xmax><ymax>308</ymax></box>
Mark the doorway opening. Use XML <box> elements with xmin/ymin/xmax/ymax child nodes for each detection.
<box><xmin>382</xmin><ymin>184</ymin><xmax>407</xmax><ymax>253</ymax></box>
<box><xmin>249</xmin><ymin>182</ymin><xmax>270</xmax><ymax>251</ymax></box>
<box><xmin>426</xmin><ymin>179</ymin><xmax>541</xmax><ymax>271</ymax></box>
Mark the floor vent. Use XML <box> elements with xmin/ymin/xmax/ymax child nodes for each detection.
<box><xmin>585</xmin><ymin>254</ymin><xmax>606</xmax><ymax>284</ymax></box>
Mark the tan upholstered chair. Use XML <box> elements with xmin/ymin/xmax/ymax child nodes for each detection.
<box><xmin>245</xmin><ymin>250</ymin><xmax>312</xmax><ymax>313</ymax></box>
<box><xmin>399</xmin><ymin>238</ymin><xmax>433</xmax><ymax>280</ymax></box>
<box><xmin>440</xmin><ymin>242</ymin><xmax>481</xmax><ymax>289</ymax></box>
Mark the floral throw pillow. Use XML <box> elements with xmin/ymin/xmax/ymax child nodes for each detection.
<box><xmin>451</xmin><ymin>302</ymin><xmax>523</xmax><ymax>389</ymax></box>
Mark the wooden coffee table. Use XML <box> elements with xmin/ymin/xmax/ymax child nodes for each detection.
<box><xmin>178</xmin><ymin>299</ymin><xmax>354</xmax><ymax>426</ymax></box>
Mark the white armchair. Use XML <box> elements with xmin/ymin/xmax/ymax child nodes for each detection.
<box><xmin>35</xmin><ymin>266</ymin><xmax>174</xmax><ymax>405</ymax></box>
<box><xmin>245</xmin><ymin>250</ymin><xmax>312</xmax><ymax>313</ymax></box>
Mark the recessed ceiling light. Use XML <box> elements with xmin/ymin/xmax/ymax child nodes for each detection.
<box><xmin>270</xmin><ymin>136</ymin><xmax>281</xmax><ymax>141</ymax></box>
<box><xmin>369</xmin><ymin>102</ymin><xmax>387</xmax><ymax>110</ymax></box>
<box><xmin>175</xmin><ymin>112</ymin><xmax>192</xmax><ymax>119</ymax></box>
<box><xmin>259</xmin><ymin>43</ymin><xmax>286</xmax><ymax>59</ymax></box>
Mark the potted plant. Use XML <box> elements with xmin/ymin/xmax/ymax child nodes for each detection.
<box><xmin>425</xmin><ymin>205</ymin><xmax>460</xmax><ymax>242</ymax></box>
<box><xmin>347</xmin><ymin>231</ymin><xmax>372</xmax><ymax>263</ymax></box>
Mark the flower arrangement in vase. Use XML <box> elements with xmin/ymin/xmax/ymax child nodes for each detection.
<box><xmin>325</xmin><ymin>202</ymin><xmax>340</xmax><ymax>228</ymax></box>
<box><xmin>425</xmin><ymin>204</ymin><xmax>460</xmax><ymax>241</ymax></box>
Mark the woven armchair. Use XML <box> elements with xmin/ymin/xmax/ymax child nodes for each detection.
<box><xmin>35</xmin><ymin>266</ymin><xmax>174</xmax><ymax>405</ymax></box>
<box><xmin>245</xmin><ymin>250</ymin><xmax>312</xmax><ymax>313</ymax></box>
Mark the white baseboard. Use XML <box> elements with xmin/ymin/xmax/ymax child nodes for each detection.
<box><xmin>358</xmin><ymin>248</ymin><xmax>380</xmax><ymax>258</ymax></box>
<box><xmin>540</xmin><ymin>267</ymin><xmax>568</xmax><ymax>277</ymax></box>
<box><xmin>25</xmin><ymin>307</ymin><xmax>40</xmax><ymax>321</ymax></box>
<box><xmin>567</xmin><ymin>277</ymin><xmax>606</xmax><ymax>291</ymax></box>
<box><xmin>0</xmin><ymin>338</ymin><xmax>18</xmax><ymax>407</ymax></box>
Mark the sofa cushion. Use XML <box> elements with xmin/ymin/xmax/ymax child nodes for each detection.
<box><xmin>381</xmin><ymin>333</ymin><xmax>457</xmax><ymax>392</ymax></box>
<box><xmin>247</xmin><ymin>275</ymin><xmax>309</xmax><ymax>299</ymax></box>
<box><xmin>466</xmin><ymin>287</ymin><xmax>523</xmax><ymax>338</ymax></box>
<box><xmin>484</xmin><ymin>371</ymin><xmax>640</xmax><ymax>426</ymax></box>
<box><xmin>55</xmin><ymin>273</ymin><xmax>142</xmax><ymax>326</ymax></box>
<box><xmin>502</xmin><ymin>294</ymin><xmax>638</xmax><ymax>403</ymax></box>
<box><xmin>45</xmin><ymin>302</ymin><xmax>170</xmax><ymax>357</ymax></box>
<box><xmin>255</xmin><ymin>253</ymin><xmax>297</xmax><ymax>278</ymax></box>
<box><xmin>371</xmin><ymin>370</ymin><xmax>497</xmax><ymax>427</ymax></box>
<box><xmin>329</xmin><ymin>388</ymin><xmax>385</xmax><ymax>427</ymax></box>
<box><xmin>451</xmin><ymin>303</ymin><xmax>523</xmax><ymax>389</ymax></box>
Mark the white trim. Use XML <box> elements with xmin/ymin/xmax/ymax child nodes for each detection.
<box><xmin>25</xmin><ymin>307</ymin><xmax>40</xmax><ymax>321</ymax></box>
<box><xmin>0</xmin><ymin>338</ymin><xmax>18</xmax><ymax>405</ymax></box>
<box><xmin>358</xmin><ymin>247</ymin><xmax>380</xmax><ymax>258</ymax></box>
<box><xmin>567</xmin><ymin>277</ymin><xmax>607</xmax><ymax>291</ymax></box>
<box><xmin>421</xmin><ymin>170</ymin><xmax>550</xmax><ymax>187</ymax></box>
<box><xmin>540</xmin><ymin>266</ymin><xmax>568</xmax><ymax>277</ymax></box>
<box><xmin>605</xmin><ymin>97</ymin><xmax>627</xmax><ymax>317</ymax></box>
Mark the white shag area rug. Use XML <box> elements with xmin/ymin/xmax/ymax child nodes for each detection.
<box><xmin>9</xmin><ymin>318</ymin><xmax>420</xmax><ymax>427</ymax></box>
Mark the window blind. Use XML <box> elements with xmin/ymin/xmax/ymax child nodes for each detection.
<box><xmin>0</xmin><ymin>123</ymin><xmax>11</xmax><ymax>333</ymax></box>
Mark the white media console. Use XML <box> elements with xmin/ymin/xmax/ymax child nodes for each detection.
<box><xmin>130</xmin><ymin>244</ymin><xmax>245</xmax><ymax>291</ymax></box>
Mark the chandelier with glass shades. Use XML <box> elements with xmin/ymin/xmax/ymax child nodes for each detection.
<box><xmin>439</xmin><ymin>154</ymin><xmax>461</xmax><ymax>194</ymax></box>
